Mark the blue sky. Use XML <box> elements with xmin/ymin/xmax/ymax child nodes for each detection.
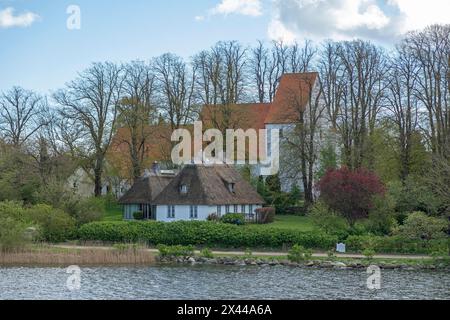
<box><xmin>1</xmin><ymin>0</ymin><xmax>449</xmax><ymax>94</ymax></box>
<box><xmin>0</xmin><ymin>0</ymin><xmax>271</xmax><ymax>93</ymax></box>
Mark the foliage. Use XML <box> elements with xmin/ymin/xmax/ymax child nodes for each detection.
<box><xmin>200</xmin><ymin>247</ymin><xmax>214</xmax><ymax>258</ymax></box>
<box><xmin>287</xmin><ymin>244</ymin><xmax>312</xmax><ymax>263</ymax></box>
<box><xmin>0</xmin><ymin>201</ymin><xmax>75</xmax><ymax>243</ymax></box>
<box><xmin>364</xmin><ymin>195</ymin><xmax>398</xmax><ymax>235</ymax></box>
<box><xmin>316</xmin><ymin>140</ymin><xmax>338</xmax><ymax>180</ymax></box>
<box><xmin>387</xmin><ymin>178</ymin><xmax>443</xmax><ymax>216</ymax></box>
<box><xmin>221</xmin><ymin>213</ymin><xmax>246</xmax><ymax>225</ymax></box>
<box><xmin>157</xmin><ymin>244</ymin><xmax>194</xmax><ymax>258</ymax></box>
<box><xmin>317</xmin><ymin>167</ymin><xmax>385</xmax><ymax>225</ymax></box>
<box><xmin>397</xmin><ymin>212</ymin><xmax>447</xmax><ymax>240</ymax></box>
<box><xmin>255</xmin><ymin>207</ymin><xmax>276</xmax><ymax>224</ymax></box>
<box><xmin>133</xmin><ymin>211</ymin><xmax>144</xmax><ymax>220</ymax></box>
<box><xmin>346</xmin><ymin>235</ymin><xmax>449</xmax><ymax>254</ymax></box>
<box><xmin>65</xmin><ymin>197</ymin><xmax>106</xmax><ymax>225</ymax></box>
<box><xmin>206</xmin><ymin>213</ymin><xmax>220</xmax><ymax>222</ymax></box>
<box><xmin>0</xmin><ymin>217</ymin><xmax>31</xmax><ymax>252</ymax></box>
<box><xmin>78</xmin><ymin>221</ymin><xmax>338</xmax><ymax>249</ymax></box>
<box><xmin>309</xmin><ymin>201</ymin><xmax>349</xmax><ymax>240</ymax></box>
<box><xmin>25</xmin><ymin>204</ymin><xmax>76</xmax><ymax>242</ymax></box>
<box><xmin>362</xmin><ymin>248</ymin><xmax>375</xmax><ymax>260</ymax></box>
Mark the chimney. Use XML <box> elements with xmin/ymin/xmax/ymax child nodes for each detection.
<box><xmin>151</xmin><ymin>161</ymin><xmax>160</xmax><ymax>175</ymax></box>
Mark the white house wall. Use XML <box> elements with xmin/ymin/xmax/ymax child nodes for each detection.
<box><xmin>155</xmin><ymin>204</ymin><xmax>262</xmax><ymax>222</ymax></box>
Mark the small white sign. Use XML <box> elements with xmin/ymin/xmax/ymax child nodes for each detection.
<box><xmin>336</xmin><ymin>243</ymin><xmax>346</xmax><ymax>253</ymax></box>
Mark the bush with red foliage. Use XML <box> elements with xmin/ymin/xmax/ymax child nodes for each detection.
<box><xmin>316</xmin><ymin>167</ymin><xmax>385</xmax><ymax>225</ymax></box>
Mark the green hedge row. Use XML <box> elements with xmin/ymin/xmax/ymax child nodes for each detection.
<box><xmin>77</xmin><ymin>221</ymin><xmax>338</xmax><ymax>249</ymax></box>
<box><xmin>346</xmin><ymin>235</ymin><xmax>449</xmax><ymax>254</ymax></box>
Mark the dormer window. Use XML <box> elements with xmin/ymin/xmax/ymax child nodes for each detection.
<box><xmin>180</xmin><ymin>184</ymin><xmax>188</xmax><ymax>194</ymax></box>
<box><xmin>228</xmin><ymin>183</ymin><xmax>235</xmax><ymax>193</ymax></box>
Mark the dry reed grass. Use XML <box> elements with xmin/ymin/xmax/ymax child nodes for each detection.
<box><xmin>0</xmin><ymin>246</ymin><xmax>156</xmax><ymax>266</ymax></box>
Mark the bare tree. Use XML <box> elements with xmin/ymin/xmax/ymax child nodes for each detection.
<box><xmin>386</xmin><ymin>43</ymin><xmax>420</xmax><ymax>181</ymax></box>
<box><xmin>116</xmin><ymin>61</ymin><xmax>157</xmax><ymax>180</ymax></box>
<box><xmin>404</xmin><ymin>25</ymin><xmax>450</xmax><ymax>159</ymax></box>
<box><xmin>153</xmin><ymin>53</ymin><xmax>197</xmax><ymax>131</ymax></box>
<box><xmin>54</xmin><ymin>62</ymin><xmax>124</xmax><ymax>197</ymax></box>
<box><xmin>0</xmin><ymin>87</ymin><xmax>48</xmax><ymax>147</ymax></box>
<box><xmin>284</xmin><ymin>75</ymin><xmax>325</xmax><ymax>206</ymax></box>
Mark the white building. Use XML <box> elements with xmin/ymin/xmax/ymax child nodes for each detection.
<box><xmin>120</xmin><ymin>164</ymin><xmax>264</xmax><ymax>221</ymax></box>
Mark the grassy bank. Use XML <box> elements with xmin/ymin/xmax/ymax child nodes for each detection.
<box><xmin>0</xmin><ymin>245</ymin><xmax>155</xmax><ymax>267</ymax></box>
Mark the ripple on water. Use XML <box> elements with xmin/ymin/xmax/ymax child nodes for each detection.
<box><xmin>0</xmin><ymin>265</ymin><xmax>449</xmax><ymax>300</ymax></box>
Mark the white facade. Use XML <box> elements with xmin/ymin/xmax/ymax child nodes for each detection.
<box><xmin>155</xmin><ymin>204</ymin><xmax>262</xmax><ymax>222</ymax></box>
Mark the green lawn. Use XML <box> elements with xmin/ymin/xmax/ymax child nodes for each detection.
<box><xmin>249</xmin><ymin>215</ymin><xmax>316</xmax><ymax>232</ymax></box>
<box><xmin>102</xmin><ymin>205</ymin><xmax>123</xmax><ymax>221</ymax></box>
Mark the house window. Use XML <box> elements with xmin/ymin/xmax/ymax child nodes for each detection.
<box><xmin>217</xmin><ymin>205</ymin><xmax>222</xmax><ymax>216</ymax></box>
<box><xmin>225</xmin><ymin>205</ymin><xmax>230</xmax><ymax>214</ymax></box>
<box><xmin>190</xmin><ymin>206</ymin><xmax>198</xmax><ymax>219</ymax></box>
<box><xmin>180</xmin><ymin>184</ymin><xmax>188</xmax><ymax>194</ymax></box>
<box><xmin>233</xmin><ymin>205</ymin><xmax>238</xmax><ymax>213</ymax></box>
<box><xmin>228</xmin><ymin>183</ymin><xmax>235</xmax><ymax>193</ymax></box>
<box><xmin>167</xmin><ymin>205</ymin><xmax>175</xmax><ymax>218</ymax></box>
<box><xmin>241</xmin><ymin>205</ymin><xmax>246</xmax><ymax>213</ymax></box>
<box><xmin>249</xmin><ymin>205</ymin><xmax>253</xmax><ymax>214</ymax></box>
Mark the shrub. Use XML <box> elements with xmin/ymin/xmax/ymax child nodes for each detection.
<box><xmin>133</xmin><ymin>211</ymin><xmax>144</xmax><ymax>220</ymax></box>
<box><xmin>398</xmin><ymin>211</ymin><xmax>447</xmax><ymax>240</ymax></box>
<box><xmin>77</xmin><ymin>221</ymin><xmax>338</xmax><ymax>249</ymax></box>
<box><xmin>0</xmin><ymin>217</ymin><xmax>31</xmax><ymax>252</ymax></box>
<box><xmin>200</xmin><ymin>247</ymin><xmax>214</xmax><ymax>258</ymax></box>
<box><xmin>157</xmin><ymin>244</ymin><xmax>194</xmax><ymax>258</ymax></box>
<box><xmin>207</xmin><ymin>213</ymin><xmax>220</xmax><ymax>222</ymax></box>
<box><xmin>65</xmin><ymin>197</ymin><xmax>106</xmax><ymax>225</ymax></box>
<box><xmin>0</xmin><ymin>201</ymin><xmax>76</xmax><ymax>243</ymax></box>
<box><xmin>317</xmin><ymin>167</ymin><xmax>385</xmax><ymax>225</ymax></box>
<box><xmin>310</xmin><ymin>201</ymin><xmax>349</xmax><ymax>240</ymax></box>
<box><xmin>221</xmin><ymin>213</ymin><xmax>245</xmax><ymax>225</ymax></box>
<box><xmin>362</xmin><ymin>248</ymin><xmax>375</xmax><ymax>260</ymax></box>
<box><xmin>387</xmin><ymin>178</ymin><xmax>442</xmax><ymax>216</ymax></box>
<box><xmin>346</xmin><ymin>235</ymin><xmax>449</xmax><ymax>254</ymax></box>
<box><xmin>365</xmin><ymin>195</ymin><xmax>397</xmax><ymax>236</ymax></box>
<box><xmin>25</xmin><ymin>204</ymin><xmax>76</xmax><ymax>242</ymax></box>
<box><xmin>255</xmin><ymin>207</ymin><xmax>276</xmax><ymax>224</ymax></box>
<box><xmin>288</xmin><ymin>244</ymin><xmax>312</xmax><ymax>263</ymax></box>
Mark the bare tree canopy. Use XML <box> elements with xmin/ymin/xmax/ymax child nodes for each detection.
<box><xmin>0</xmin><ymin>87</ymin><xmax>48</xmax><ymax>147</ymax></box>
<box><xmin>53</xmin><ymin>62</ymin><xmax>124</xmax><ymax>196</ymax></box>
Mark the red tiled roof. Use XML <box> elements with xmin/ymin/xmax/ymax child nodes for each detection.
<box><xmin>265</xmin><ymin>72</ymin><xmax>318</xmax><ymax>124</ymax></box>
<box><xmin>200</xmin><ymin>103</ymin><xmax>271</xmax><ymax>131</ymax></box>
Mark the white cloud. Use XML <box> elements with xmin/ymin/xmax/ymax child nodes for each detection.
<box><xmin>267</xmin><ymin>0</ymin><xmax>450</xmax><ymax>44</ymax></box>
<box><xmin>210</xmin><ymin>0</ymin><xmax>263</xmax><ymax>17</ymax></box>
<box><xmin>195</xmin><ymin>15</ymin><xmax>205</xmax><ymax>22</ymax></box>
<box><xmin>267</xmin><ymin>18</ymin><xmax>297</xmax><ymax>44</ymax></box>
<box><xmin>388</xmin><ymin>0</ymin><xmax>450</xmax><ymax>32</ymax></box>
<box><xmin>0</xmin><ymin>7</ymin><xmax>39</xmax><ymax>29</ymax></box>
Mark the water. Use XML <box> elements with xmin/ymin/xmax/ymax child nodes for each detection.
<box><xmin>0</xmin><ymin>265</ymin><xmax>449</xmax><ymax>300</ymax></box>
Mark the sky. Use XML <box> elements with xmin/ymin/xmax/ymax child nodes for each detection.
<box><xmin>1</xmin><ymin>0</ymin><xmax>449</xmax><ymax>94</ymax></box>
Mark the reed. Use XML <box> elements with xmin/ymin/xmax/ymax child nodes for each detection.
<box><xmin>0</xmin><ymin>245</ymin><xmax>156</xmax><ymax>266</ymax></box>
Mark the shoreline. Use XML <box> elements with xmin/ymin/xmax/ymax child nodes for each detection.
<box><xmin>0</xmin><ymin>244</ymin><xmax>448</xmax><ymax>270</ymax></box>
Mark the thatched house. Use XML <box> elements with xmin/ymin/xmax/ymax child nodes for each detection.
<box><xmin>152</xmin><ymin>164</ymin><xmax>264</xmax><ymax>222</ymax></box>
<box><xmin>118</xmin><ymin>163</ymin><xmax>176</xmax><ymax>220</ymax></box>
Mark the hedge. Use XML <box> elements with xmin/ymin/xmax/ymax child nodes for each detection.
<box><xmin>77</xmin><ymin>221</ymin><xmax>337</xmax><ymax>249</ymax></box>
<box><xmin>346</xmin><ymin>235</ymin><xmax>449</xmax><ymax>254</ymax></box>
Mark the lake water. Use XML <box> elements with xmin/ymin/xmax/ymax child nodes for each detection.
<box><xmin>0</xmin><ymin>265</ymin><xmax>449</xmax><ymax>300</ymax></box>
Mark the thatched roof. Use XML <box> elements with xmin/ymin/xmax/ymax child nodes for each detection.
<box><xmin>153</xmin><ymin>164</ymin><xmax>265</xmax><ymax>205</ymax></box>
<box><xmin>118</xmin><ymin>174</ymin><xmax>174</xmax><ymax>205</ymax></box>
